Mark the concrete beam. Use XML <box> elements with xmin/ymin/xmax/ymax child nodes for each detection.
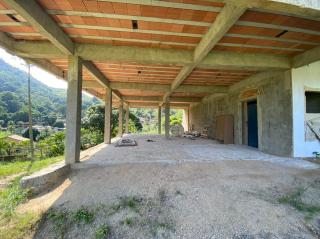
<box><xmin>199</xmin><ymin>51</ymin><xmax>291</xmax><ymax>70</ymax></box>
<box><xmin>65</xmin><ymin>56</ymin><xmax>82</xmax><ymax>164</ymax></box>
<box><xmin>98</xmin><ymin>0</ymin><xmax>222</xmax><ymax>12</ymax></box>
<box><xmin>3</xmin><ymin>0</ymin><xmax>74</xmax><ymax>54</ymax></box>
<box><xmin>170</xmin><ymin>97</ymin><xmax>201</xmax><ymax>103</ymax></box>
<box><xmin>76</xmin><ymin>44</ymin><xmax>192</xmax><ymax>65</ymax></box>
<box><xmin>26</xmin><ymin>58</ymin><xmax>66</xmax><ymax>80</ymax></box>
<box><xmin>48</xmin><ymin>10</ymin><xmax>211</xmax><ymax>27</ymax></box>
<box><xmin>128</xmin><ymin>102</ymin><xmax>189</xmax><ymax>109</ymax></box>
<box><xmin>10</xmin><ymin>41</ymin><xmax>292</xmax><ymax>70</ymax></box>
<box><xmin>292</xmin><ymin>45</ymin><xmax>320</xmax><ymax>68</ymax></box>
<box><xmin>104</xmin><ymin>88</ymin><xmax>112</xmax><ymax>144</ymax></box>
<box><xmin>83</xmin><ymin>81</ymin><xmax>229</xmax><ymax>94</ymax></box>
<box><xmin>166</xmin><ymin>1</ymin><xmax>249</xmax><ymax>101</ymax></box>
<box><xmin>123</xmin><ymin>96</ymin><xmax>201</xmax><ymax>103</ymax></box>
<box><xmin>123</xmin><ymin>96</ymin><xmax>161</xmax><ymax>102</ymax></box>
<box><xmin>194</xmin><ymin>2</ymin><xmax>247</xmax><ymax>64</ymax></box>
<box><xmin>83</xmin><ymin>61</ymin><xmax>110</xmax><ymax>88</ymax></box>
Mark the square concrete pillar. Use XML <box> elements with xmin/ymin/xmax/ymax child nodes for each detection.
<box><xmin>65</xmin><ymin>56</ymin><xmax>82</xmax><ymax>164</ymax></box>
<box><xmin>158</xmin><ymin>106</ymin><xmax>162</xmax><ymax>134</ymax></box>
<box><xmin>164</xmin><ymin>101</ymin><xmax>170</xmax><ymax>139</ymax></box>
<box><xmin>125</xmin><ymin>104</ymin><xmax>129</xmax><ymax>134</ymax></box>
<box><xmin>118</xmin><ymin>100</ymin><xmax>123</xmax><ymax>137</ymax></box>
<box><xmin>104</xmin><ymin>88</ymin><xmax>112</xmax><ymax>144</ymax></box>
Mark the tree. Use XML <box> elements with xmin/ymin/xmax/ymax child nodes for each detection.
<box><xmin>82</xmin><ymin>104</ymin><xmax>142</xmax><ymax>137</ymax></box>
<box><xmin>7</xmin><ymin>120</ymin><xmax>14</xmax><ymax>134</ymax></box>
<box><xmin>22</xmin><ymin>127</ymin><xmax>40</xmax><ymax>141</ymax></box>
<box><xmin>53</xmin><ymin>120</ymin><xmax>64</xmax><ymax>128</ymax></box>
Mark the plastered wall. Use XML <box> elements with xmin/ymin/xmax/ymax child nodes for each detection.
<box><xmin>292</xmin><ymin>60</ymin><xmax>320</xmax><ymax>157</ymax></box>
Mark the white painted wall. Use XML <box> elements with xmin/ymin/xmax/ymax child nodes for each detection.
<box><xmin>292</xmin><ymin>60</ymin><xmax>320</xmax><ymax>157</ymax></box>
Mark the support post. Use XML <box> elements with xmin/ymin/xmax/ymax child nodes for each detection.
<box><xmin>158</xmin><ymin>106</ymin><xmax>162</xmax><ymax>135</ymax></box>
<box><xmin>104</xmin><ymin>88</ymin><xmax>112</xmax><ymax>144</ymax></box>
<box><xmin>125</xmin><ymin>104</ymin><xmax>129</xmax><ymax>134</ymax></box>
<box><xmin>164</xmin><ymin>101</ymin><xmax>170</xmax><ymax>139</ymax></box>
<box><xmin>118</xmin><ymin>100</ymin><xmax>123</xmax><ymax>137</ymax></box>
<box><xmin>65</xmin><ymin>55</ymin><xmax>82</xmax><ymax>164</ymax></box>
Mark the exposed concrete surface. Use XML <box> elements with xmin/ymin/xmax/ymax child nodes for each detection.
<box><xmin>190</xmin><ymin>71</ymin><xmax>293</xmax><ymax>157</ymax></box>
<box><xmin>30</xmin><ymin>135</ymin><xmax>320</xmax><ymax>238</ymax></box>
<box><xmin>78</xmin><ymin>135</ymin><xmax>318</xmax><ymax>169</ymax></box>
<box><xmin>20</xmin><ymin>162</ymin><xmax>70</xmax><ymax>195</ymax></box>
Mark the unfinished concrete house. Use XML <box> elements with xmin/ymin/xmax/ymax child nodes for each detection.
<box><xmin>0</xmin><ymin>0</ymin><xmax>319</xmax><ymax>164</ymax></box>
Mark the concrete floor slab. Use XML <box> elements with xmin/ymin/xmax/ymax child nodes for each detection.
<box><xmin>78</xmin><ymin>134</ymin><xmax>318</xmax><ymax>169</ymax></box>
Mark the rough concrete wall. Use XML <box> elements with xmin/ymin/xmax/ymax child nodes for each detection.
<box><xmin>190</xmin><ymin>71</ymin><xmax>293</xmax><ymax>156</ymax></box>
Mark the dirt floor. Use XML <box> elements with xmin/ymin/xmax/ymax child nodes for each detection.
<box><xmin>21</xmin><ymin>135</ymin><xmax>320</xmax><ymax>239</ymax></box>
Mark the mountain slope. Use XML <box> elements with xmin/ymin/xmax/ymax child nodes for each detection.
<box><xmin>0</xmin><ymin>59</ymin><xmax>100</xmax><ymax>126</ymax></box>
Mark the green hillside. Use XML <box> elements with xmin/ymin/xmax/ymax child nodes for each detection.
<box><xmin>0</xmin><ymin>59</ymin><xmax>100</xmax><ymax>126</ymax></box>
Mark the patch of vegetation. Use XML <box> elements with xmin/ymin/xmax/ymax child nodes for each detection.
<box><xmin>158</xmin><ymin>188</ymin><xmax>168</xmax><ymax>203</ymax></box>
<box><xmin>72</xmin><ymin>207</ymin><xmax>95</xmax><ymax>224</ymax></box>
<box><xmin>0</xmin><ymin>212</ymin><xmax>40</xmax><ymax>239</ymax></box>
<box><xmin>46</xmin><ymin>208</ymin><xmax>70</xmax><ymax>238</ymax></box>
<box><xmin>0</xmin><ymin>155</ymin><xmax>63</xmax><ymax>178</ymax></box>
<box><xmin>111</xmin><ymin>196</ymin><xmax>142</xmax><ymax>212</ymax></box>
<box><xmin>121</xmin><ymin>217</ymin><xmax>134</xmax><ymax>227</ymax></box>
<box><xmin>95</xmin><ymin>224</ymin><xmax>111</xmax><ymax>239</ymax></box>
<box><xmin>278</xmin><ymin>181</ymin><xmax>320</xmax><ymax>220</ymax></box>
<box><xmin>35</xmin><ymin>190</ymin><xmax>175</xmax><ymax>238</ymax></box>
<box><xmin>0</xmin><ymin>177</ymin><xmax>29</xmax><ymax>218</ymax></box>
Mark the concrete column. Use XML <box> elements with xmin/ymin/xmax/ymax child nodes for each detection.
<box><xmin>182</xmin><ymin>108</ymin><xmax>190</xmax><ymax>132</ymax></box>
<box><xmin>118</xmin><ymin>100</ymin><xmax>123</xmax><ymax>137</ymax></box>
<box><xmin>164</xmin><ymin>101</ymin><xmax>170</xmax><ymax>139</ymax></box>
<box><xmin>104</xmin><ymin>88</ymin><xmax>112</xmax><ymax>144</ymax></box>
<box><xmin>65</xmin><ymin>55</ymin><xmax>82</xmax><ymax>164</ymax></box>
<box><xmin>125</xmin><ymin>104</ymin><xmax>129</xmax><ymax>134</ymax></box>
<box><xmin>158</xmin><ymin>106</ymin><xmax>162</xmax><ymax>135</ymax></box>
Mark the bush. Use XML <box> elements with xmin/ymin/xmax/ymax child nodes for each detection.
<box><xmin>39</xmin><ymin>131</ymin><xmax>65</xmax><ymax>157</ymax></box>
<box><xmin>80</xmin><ymin>129</ymin><xmax>103</xmax><ymax>150</ymax></box>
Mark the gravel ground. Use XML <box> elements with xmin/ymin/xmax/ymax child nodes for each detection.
<box><xmin>29</xmin><ymin>135</ymin><xmax>320</xmax><ymax>238</ymax></box>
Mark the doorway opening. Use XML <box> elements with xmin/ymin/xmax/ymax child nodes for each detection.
<box><xmin>242</xmin><ymin>99</ymin><xmax>258</xmax><ymax>148</ymax></box>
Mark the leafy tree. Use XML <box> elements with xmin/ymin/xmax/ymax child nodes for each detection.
<box><xmin>53</xmin><ymin>120</ymin><xmax>64</xmax><ymax>128</ymax></box>
<box><xmin>7</xmin><ymin>121</ymin><xmax>14</xmax><ymax>134</ymax></box>
<box><xmin>39</xmin><ymin>131</ymin><xmax>65</xmax><ymax>157</ymax></box>
<box><xmin>22</xmin><ymin>127</ymin><xmax>40</xmax><ymax>141</ymax></box>
<box><xmin>82</xmin><ymin>104</ymin><xmax>142</xmax><ymax>137</ymax></box>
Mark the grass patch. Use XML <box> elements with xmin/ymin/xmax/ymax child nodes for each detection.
<box><xmin>0</xmin><ymin>131</ymin><xmax>9</xmax><ymax>139</ymax></box>
<box><xmin>0</xmin><ymin>155</ymin><xmax>63</xmax><ymax>178</ymax></box>
<box><xmin>46</xmin><ymin>208</ymin><xmax>70</xmax><ymax>238</ymax></box>
<box><xmin>0</xmin><ymin>177</ymin><xmax>29</xmax><ymax>218</ymax></box>
<box><xmin>121</xmin><ymin>217</ymin><xmax>134</xmax><ymax>227</ymax></box>
<box><xmin>0</xmin><ymin>212</ymin><xmax>41</xmax><ymax>239</ymax></box>
<box><xmin>73</xmin><ymin>207</ymin><xmax>95</xmax><ymax>224</ymax></box>
<box><xmin>95</xmin><ymin>224</ymin><xmax>111</xmax><ymax>239</ymax></box>
<box><xmin>278</xmin><ymin>183</ymin><xmax>320</xmax><ymax>220</ymax></box>
<box><xmin>111</xmin><ymin>196</ymin><xmax>142</xmax><ymax>212</ymax></box>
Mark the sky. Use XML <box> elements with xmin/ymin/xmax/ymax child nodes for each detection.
<box><xmin>0</xmin><ymin>47</ymin><xmax>67</xmax><ymax>89</ymax></box>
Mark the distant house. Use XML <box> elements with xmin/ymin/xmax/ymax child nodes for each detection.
<box><xmin>4</xmin><ymin>134</ymin><xmax>30</xmax><ymax>143</ymax></box>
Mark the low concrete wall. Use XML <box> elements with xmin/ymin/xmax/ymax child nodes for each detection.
<box><xmin>189</xmin><ymin>71</ymin><xmax>293</xmax><ymax>156</ymax></box>
<box><xmin>20</xmin><ymin>162</ymin><xmax>70</xmax><ymax>195</ymax></box>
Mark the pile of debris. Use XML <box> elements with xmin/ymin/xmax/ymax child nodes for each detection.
<box><xmin>183</xmin><ymin>131</ymin><xmax>201</xmax><ymax>140</ymax></box>
<box><xmin>116</xmin><ymin>138</ymin><xmax>137</xmax><ymax>147</ymax></box>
